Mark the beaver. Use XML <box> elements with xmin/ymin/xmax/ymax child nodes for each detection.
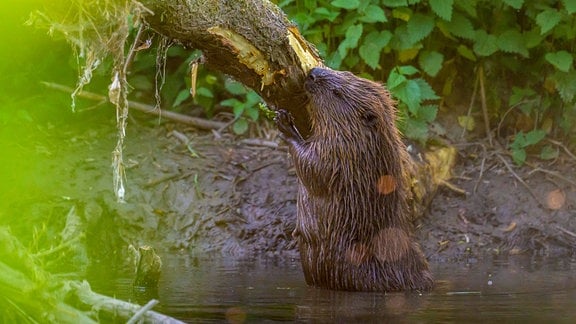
<box><xmin>276</xmin><ymin>67</ymin><xmax>433</xmax><ymax>291</ymax></box>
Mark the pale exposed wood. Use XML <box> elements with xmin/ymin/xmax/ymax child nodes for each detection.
<box><xmin>138</xmin><ymin>0</ymin><xmax>322</xmax><ymax>137</ymax></box>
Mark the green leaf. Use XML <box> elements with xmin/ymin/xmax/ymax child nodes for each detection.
<box><xmin>172</xmin><ymin>89</ymin><xmax>190</xmax><ymax>107</ymax></box>
<box><xmin>221</xmin><ymin>98</ymin><xmax>241</xmax><ymax>108</ymax></box>
<box><xmin>403</xmin><ymin>118</ymin><xmax>429</xmax><ymax>142</ymax></box>
<box><xmin>401</xmin><ymin>80</ymin><xmax>422</xmax><ymax>114</ymax></box>
<box><xmin>524</xmin><ymin>129</ymin><xmax>546</xmax><ymax>146</ymax></box>
<box><xmin>497</xmin><ymin>30</ymin><xmax>528</xmax><ymax>57</ymax></box>
<box><xmin>392</xmin><ymin>7</ymin><xmax>412</xmax><ymax>21</ymax></box>
<box><xmin>326</xmin><ymin>50</ymin><xmax>343</xmax><ymax>69</ymax></box>
<box><xmin>232</xmin><ymin>103</ymin><xmax>245</xmax><ymax>118</ymax></box>
<box><xmin>398</xmin><ymin>65</ymin><xmax>420</xmax><ymax>76</ymax></box>
<box><xmin>225</xmin><ymin>80</ymin><xmax>246</xmax><ymax>95</ymax></box>
<box><xmin>509</xmin><ymin>86</ymin><xmax>536</xmax><ymax>107</ymax></box>
<box><xmin>419</xmin><ymin>51</ymin><xmax>444</xmax><ymax>76</ymax></box>
<box><xmin>360</xmin><ymin>5</ymin><xmax>387</xmax><ymax>23</ymax></box>
<box><xmin>205</xmin><ymin>74</ymin><xmax>218</xmax><ymax>85</ymax></box>
<box><xmin>418</xmin><ymin>104</ymin><xmax>438</xmax><ymax>122</ymax></box>
<box><xmin>245</xmin><ymin>106</ymin><xmax>259</xmax><ymax>121</ymax></box>
<box><xmin>314</xmin><ymin>7</ymin><xmax>340</xmax><ymax>22</ymax></box>
<box><xmin>196</xmin><ymin>87</ymin><xmax>213</xmax><ymax>98</ymax></box>
<box><xmin>563</xmin><ymin>0</ymin><xmax>576</xmax><ymax>14</ymax></box>
<box><xmin>458</xmin><ymin>115</ymin><xmax>476</xmax><ymax>131</ymax></box>
<box><xmin>233</xmin><ymin>118</ymin><xmax>249</xmax><ymax>135</ymax></box>
<box><xmin>382</xmin><ymin>0</ymin><xmax>408</xmax><ymax>7</ymax></box>
<box><xmin>523</xmin><ymin>29</ymin><xmax>544</xmax><ymax>48</ymax></box>
<box><xmin>552</xmin><ymin>70</ymin><xmax>576</xmax><ymax>102</ymax></box>
<box><xmin>502</xmin><ymin>0</ymin><xmax>524</xmax><ymax>9</ymax></box>
<box><xmin>536</xmin><ymin>8</ymin><xmax>562</xmax><ymax>34</ymax></box>
<box><xmin>510</xmin><ymin>132</ymin><xmax>526</xmax><ymax>149</ymax></box>
<box><xmin>545</xmin><ymin>51</ymin><xmax>574</xmax><ymax>72</ymax></box>
<box><xmin>331</xmin><ymin>0</ymin><xmax>360</xmax><ymax>9</ymax></box>
<box><xmin>391</xmin><ymin>25</ymin><xmax>414</xmax><ymax>50</ymax></box>
<box><xmin>387</xmin><ymin>70</ymin><xmax>407</xmax><ymax>90</ymax></box>
<box><xmin>337</xmin><ymin>24</ymin><xmax>363</xmax><ymax>58</ymax></box>
<box><xmin>429</xmin><ymin>0</ymin><xmax>453</xmax><ymax>21</ymax></box>
<box><xmin>415</xmin><ymin>78</ymin><xmax>440</xmax><ymax>100</ymax></box>
<box><xmin>455</xmin><ymin>0</ymin><xmax>477</xmax><ymax>18</ymax></box>
<box><xmin>511</xmin><ymin>148</ymin><xmax>527</xmax><ymax>165</ymax></box>
<box><xmin>445</xmin><ymin>13</ymin><xmax>475</xmax><ymax>39</ymax></box>
<box><xmin>457</xmin><ymin>45</ymin><xmax>477</xmax><ymax>61</ymax></box>
<box><xmin>407</xmin><ymin>13</ymin><xmax>435</xmax><ymax>44</ymax></box>
<box><xmin>359</xmin><ymin>31</ymin><xmax>392</xmax><ymax>69</ymax></box>
<box><xmin>540</xmin><ymin>145</ymin><xmax>559</xmax><ymax>160</ymax></box>
<box><xmin>245</xmin><ymin>90</ymin><xmax>262</xmax><ymax>106</ymax></box>
<box><xmin>474</xmin><ymin>30</ymin><xmax>498</xmax><ymax>56</ymax></box>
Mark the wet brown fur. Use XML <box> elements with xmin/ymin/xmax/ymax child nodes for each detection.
<box><xmin>276</xmin><ymin>67</ymin><xmax>433</xmax><ymax>291</ymax></box>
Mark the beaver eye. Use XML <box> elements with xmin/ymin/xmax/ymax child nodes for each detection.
<box><xmin>332</xmin><ymin>88</ymin><xmax>344</xmax><ymax>98</ymax></box>
<box><xmin>362</xmin><ymin>112</ymin><xmax>378</xmax><ymax>127</ymax></box>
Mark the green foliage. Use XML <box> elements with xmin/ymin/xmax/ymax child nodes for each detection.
<box><xmin>387</xmin><ymin>66</ymin><xmax>439</xmax><ymax>141</ymax></box>
<box><xmin>129</xmin><ymin>47</ymin><xmax>263</xmax><ymax>135</ymax></box>
<box><xmin>220</xmin><ymin>80</ymin><xmax>263</xmax><ymax>135</ymax></box>
<box><xmin>129</xmin><ymin>0</ymin><xmax>576</xmax><ymax>152</ymax></box>
<box><xmin>509</xmin><ymin>129</ymin><xmax>546</xmax><ymax>165</ymax></box>
<box><xmin>278</xmin><ymin>0</ymin><xmax>576</xmax><ymax>158</ymax></box>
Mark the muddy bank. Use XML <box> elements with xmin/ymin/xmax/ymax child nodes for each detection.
<box><xmin>2</xmin><ymin>110</ymin><xmax>575</xmax><ymax>266</ymax></box>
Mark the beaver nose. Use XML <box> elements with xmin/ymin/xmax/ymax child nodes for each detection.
<box><xmin>307</xmin><ymin>67</ymin><xmax>328</xmax><ymax>82</ymax></box>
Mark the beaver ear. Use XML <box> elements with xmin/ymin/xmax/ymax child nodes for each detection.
<box><xmin>362</xmin><ymin>111</ymin><xmax>379</xmax><ymax>128</ymax></box>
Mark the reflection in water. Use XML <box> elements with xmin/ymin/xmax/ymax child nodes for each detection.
<box><xmin>87</xmin><ymin>254</ymin><xmax>576</xmax><ymax>322</ymax></box>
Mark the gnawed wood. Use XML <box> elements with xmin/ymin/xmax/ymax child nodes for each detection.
<box><xmin>138</xmin><ymin>0</ymin><xmax>323</xmax><ymax>138</ymax></box>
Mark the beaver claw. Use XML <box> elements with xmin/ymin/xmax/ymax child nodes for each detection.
<box><xmin>275</xmin><ymin>110</ymin><xmax>304</xmax><ymax>144</ymax></box>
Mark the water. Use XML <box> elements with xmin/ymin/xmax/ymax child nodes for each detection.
<box><xmin>88</xmin><ymin>254</ymin><xmax>576</xmax><ymax>323</ymax></box>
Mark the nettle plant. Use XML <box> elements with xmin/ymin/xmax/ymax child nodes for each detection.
<box><xmin>130</xmin><ymin>1</ymin><xmax>575</xmax><ymax>157</ymax></box>
<box><xmin>280</xmin><ymin>0</ymin><xmax>576</xmax><ymax>162</ymax></box>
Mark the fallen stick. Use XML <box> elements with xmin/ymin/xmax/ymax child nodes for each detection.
<box><xmin>42</xmin><ymin>82</ymin><xmax>227</xmax><ymax>131</ymax></box>
<box><xmin>69</xmin><ymin>281</ymin><xmax>186</xmax><ymax>324</ymax></box>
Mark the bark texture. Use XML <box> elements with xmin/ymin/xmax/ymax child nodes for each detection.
<box><xmin>139</xmin><ymin>0</ymin><xmax>322</xmax><ymax>137</ymax></box>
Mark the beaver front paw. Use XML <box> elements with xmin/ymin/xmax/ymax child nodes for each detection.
<box><xmin>275</xmin><ymin>109</ymin><xmax>304</xmax><ymax>144</ymax></box>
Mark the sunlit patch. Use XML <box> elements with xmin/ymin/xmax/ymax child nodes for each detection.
<box><xmin>546</xmin><ymin>189</ymin><xmax>565</xmax><ymax>210</ymax></box>
<box><xmin>377</xmin><ymin>175</ymin><xmax>396</xmax><ymax>195</ymax></box>
<box><xmin>345</xmin><ymin>243</ymin><xmax>369</xmax><ymax>266</ymax></box>
<box><xmin>371</xmin><ymin>228</ymin><xmax>410</xmax><ymax>262</ymax></box>
<box><xmin>225</xmin><ymin>306</ymin><xmax>247</xmax><ymax>324</ymax></box>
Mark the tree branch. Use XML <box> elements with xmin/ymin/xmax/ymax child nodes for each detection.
<box><xmin>138</xmin><ymin>0</ymin><xmax>322</xmax><ymax>138</ymax></box>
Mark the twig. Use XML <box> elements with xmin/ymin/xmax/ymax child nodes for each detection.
<box><xmin>167</xmin><ymin>130</ymin><xmax>200</xmax><ymax>157</ymax></box>
<box><xmin>473</xmin><ymin>143</ymin><xmax>488</xmax><ymax>194</ymax></box>
<box><xmin>70</xmin><ymin>281</ymin><xmax>185</xmax><ymax>323</ymax></box>
<box><xmin>32</xmin><ymin>234</ymin><xmax>82</xmax><ymax>258</ymax></box>
<box><xmin>168</xmin><ymin>130</ymin><xmax>191</xmax><ymax>145</ymax></box>
<box><xmin>496</xmin><ymin>99</ymin><xmax>538</xmax><ymax>140</ymax></box>
<box><xmin>42</xmin><ymin>82</ymin><xmax>227</xmax><ymax>131</ymax></box>
<box><xmin>439</xmin><ymin>180</ymin><xmax>467</xmax><ymax>195</ymax></box>
<box><xmin>144</xmin><ymin>173</ymin><xmax>180</xmax><ymax>188</ymax></box>
<box><xmin>460</xmin><ymin>71</ymin><xmax>479</xmax><ymax>140</ymax></box>
<box><xmin>527</xmin><ymin>166</ymin><xmax>576</xmax><ymax>187</ymax></box>
<box><xmin>123</xmin><ymin>23</ymin><xmax>145</xmax><ymax>75</ymax></box>
<box><xmin>496</xmin><ymin>153</ymin><xmax>542</xmax><ymax>206</ymax></box>
<box><xmin>240</xmin><ymin>138</ymin><xmax>280</xmax><ymax>149</ymax></box>
<box><xmin>126</xmin><ymin>299</ymin><xmax>159</xmax><ymax>324</ymax></box>
<box><xmin>555</xmin><ymin>225</ymin><xmax>576</xmax><ymax>239</ymax></box>
<box><xmin>478</xmin><ymin>66</ymin><xmax>493</xmax><ymax>147</ymax></box>
<box><xmin>547</xmin><ymin>138</ymin><xmax>576</xmax><ymax>161</ymax></box>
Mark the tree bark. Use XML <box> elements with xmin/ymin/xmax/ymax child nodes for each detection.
<box><xmin>139</xmin><ymin>0</ymin><xmax>322</xmax><ymax>138</ymax></box>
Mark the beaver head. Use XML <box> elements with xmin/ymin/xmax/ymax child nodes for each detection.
<box><xmin>303</xmin><ymin>67</ymin><xmax>397</xmax><ymax>135</ymax></box>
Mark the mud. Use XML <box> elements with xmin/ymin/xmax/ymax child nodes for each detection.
<box><xmin>1</xmin><ymin>108</ymin><xmax>575</xmax><ymax>267</ymax></box>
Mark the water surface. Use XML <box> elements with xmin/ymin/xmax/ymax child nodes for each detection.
<box><xmin>88</xmin><ymin>255</ymin><xmax>576</xmax><ymax>322</ymax></box>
